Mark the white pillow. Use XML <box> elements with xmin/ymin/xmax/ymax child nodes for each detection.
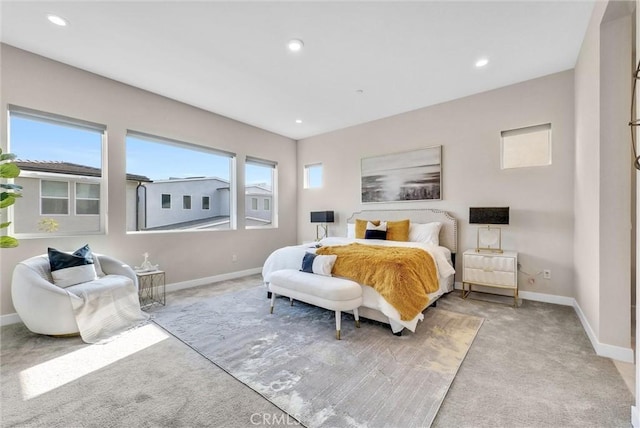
<box><xmin>409</xmin><ymin>222</ymin><xmax>442</xmax><ymax>245</ymax></box>
<box><xmin>347</xmin><ymin>223</ymin><xmax>355</xmax><ymax>238</ymax></box>
<box><xmin>301</xmin><ymin>252</ymin><xmax>337</xmax><ymax>276</ymax></box>
<box><xmin>366</xmin><ymin>221</ymin><xmax>387</xmax><ymax>231</ymax></box>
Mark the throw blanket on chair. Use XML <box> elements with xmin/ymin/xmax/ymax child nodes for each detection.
<box><xmin>67</xmin><ymin>276</ymin><xmax>149</xmax><ymax>343</ymax></box>
<box><xmin>316</xmin><ymin>243</ymin><xmax>439</xmax><ymax>321</ymax></box>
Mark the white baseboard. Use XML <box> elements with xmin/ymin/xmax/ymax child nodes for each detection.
<box><xmin>0</xmin><ymin>268</ymin><xmax>264</xmax><ymax>327</ymax></box>
<box><xmin>572</xmin><ymin>300</ymin><xmax>634</xmax><ymax>363</ymax></box>
<box><xmin>166</xmin><ymin>267</ymin><xmax>262</xmax><ymax>292</ymax></box>
<box><xmin>632</xmin><ymin>406</ymin><xmax>639</xmax><ymax>428</ymax></box>
<box><xmin>454</xmin><ymin>282</ymin><xmax>634</xmax><ymax>362</ymax></box>
<box><xmin>1</xmin><ymin>312</ymin><xmax>22</xmax><ymax>327</ymax></box>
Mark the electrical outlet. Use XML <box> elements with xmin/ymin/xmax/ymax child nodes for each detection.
<box><xmin>232</xmin><ymin>254</ymin><xmax>238</xmax><ymax>262</ymax></box>
<box><xmin>543</xmin><ymin>269</ymin><xmax>551</xmax><ymax>280</ymax></box>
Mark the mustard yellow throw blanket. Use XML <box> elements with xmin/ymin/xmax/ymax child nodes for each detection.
<box><xmin>316</xmin><ymin>243</ymin><xmax>438</xmax><ymax>321</ymax></box>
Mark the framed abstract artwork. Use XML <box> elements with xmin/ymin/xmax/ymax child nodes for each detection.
<box><xmin>361</xmin><ymin>145</ymin><xmax>442</xmax><ymax>203</ymax></box>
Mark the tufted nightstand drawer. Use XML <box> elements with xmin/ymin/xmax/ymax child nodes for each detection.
<box><xmin>462</xmin><ymin>249</ymin><xmax>518</xmax><ymax>306</ymax></box>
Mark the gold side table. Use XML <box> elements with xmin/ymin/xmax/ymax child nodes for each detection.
<box><xmin>136</xmin><ymin>270</ymin><xmax>166</xmax><ymax>309</ymax></box>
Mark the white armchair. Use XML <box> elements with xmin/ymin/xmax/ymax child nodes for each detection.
<box><xmin>11</xmin><ymin>254</ymin><xmax>138</xmax><ymax>336</ymax></box>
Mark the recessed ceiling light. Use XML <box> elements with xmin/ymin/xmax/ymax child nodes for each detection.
<box><xmin>295</xmin><ymin>119</ymin><xmax>303</xmax><ymax>124</ymax></box>
<box><xmin>47</xmin><ymin>14</ymin><xmax>68</xmax><ymax>27</ymax></box>
<box><xmin>475</xmin><ymin>58</ymin><xmax>489</xmax><ymax>68</ymax></box>
<box><xmin>288</xmin><ymin>39</ymin><xmax>304</xmax><ymax>52</ymax></box>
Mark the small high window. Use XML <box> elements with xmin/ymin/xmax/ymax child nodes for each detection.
<box><xmin>202</xmin><ymin>196</ymin><xmax>210</xmax><ymax>210</ymax></box>
<box><xmin>183</xmin><ymin>195</ymin><xmax>192</xmax><ymax>210</ymax></box>
<box><xmin>162</xmin><ymin>194</ymin><xmax>171</xmax><ymax>209</ymax></box>
<box><xmin>304</xmin><ymin>163</ymin><xmax>322</xmax><ymax>188</ymax></box>
<box><xmin>501</xmin><ymin>123</ymin><xmax>552</xmax><ymax>169</ymax></box>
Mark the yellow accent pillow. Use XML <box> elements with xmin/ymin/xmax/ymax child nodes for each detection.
<box><xmin>386</xmin><ymin>219</ymin><xmax>410</xmax><ymax>242</ymax></box>
<box><xmin>355</xmin><ymin>219</ymin><xmax>380</xmax><ymax>239</ymax></box>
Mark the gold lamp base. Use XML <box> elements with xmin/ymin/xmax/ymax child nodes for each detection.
<box><xmin>475</xmin><ymin>225</ymin><xmax>503</xmax><ymax>253</ymax></box>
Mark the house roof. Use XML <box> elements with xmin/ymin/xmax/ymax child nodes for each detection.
<box><xmin>15</xmin><ymin>160</ymin><xmax>152</xmax><ymax>182</ymax></box>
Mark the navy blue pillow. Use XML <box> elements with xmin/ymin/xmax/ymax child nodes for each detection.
<box><xmin>300</xmin><ymin>252</ymin><xmax>317</xmax><ymax>273</ymax></box>
<box><xmin>365</xmin><ymin>229</ymin><xmax>387</xmax><ymax>240</ymax></box>
<box><xmin>48</xmin><ymin>244</ymin><xmax>97</xmax><ymax>288</ymax></box>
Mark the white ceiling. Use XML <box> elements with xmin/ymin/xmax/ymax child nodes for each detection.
<box><xmin>1</xmin><ymin>1</ymin><xmax>594</xmax><ymax>140</ymax></box>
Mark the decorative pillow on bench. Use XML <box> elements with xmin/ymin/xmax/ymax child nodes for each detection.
<box><xmin>48</xmin><ymin>244</ymin><xmax>99</xmax><ymax>288</ymax></box>
<box><xmin>300</xmin><ymin>252</ymin><xmax>337</xmax><ymax>276</ymax></box>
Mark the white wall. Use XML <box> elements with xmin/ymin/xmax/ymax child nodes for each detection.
<box><xmin>298</xmin><ymin>70</ymin><xmax>576</xmax><ymax>298</ymax></box>
<box><xmin>574</xmin><ymin>0</ymin><xmax>633</xmax><ymax>352</ymax></box>
<box><xmin>0</xmin><ymin>44</ymin><xmax>298</xmax><ymax>316</ymax></box>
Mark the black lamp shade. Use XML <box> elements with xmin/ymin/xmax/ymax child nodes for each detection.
<box><xmin>310</xmin><ymin>211</ymin><xmax>335</xmax><ymax>223</ymax></box>
<box><xmin>469</xmin><ymin>207</ymin><xmax>509</xmax><ymax>225</ymax></box>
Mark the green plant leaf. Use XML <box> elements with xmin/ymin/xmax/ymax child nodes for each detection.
<box><xmin>0</xmin><ymin>221</ymin><xmax>10</xmax><ymax>229</ymax></box>
<box><xmin>0</xmin><ymin>194</ymin><xmax>15</xmax><ymax>209</ymax></box>
<box><xmin>0</xmin><ymin>236</ymin><xmax>19</xmax><ymax>248</ymax></box>
<box><xmin>0</xmin><ymin>163</ymin><xmax>20</xmax><ymax>179</ymax></box>
<box><xmin>0</xmin><ymin>153</ymin><xmax>17</xmax><ymax>161</ymax></box>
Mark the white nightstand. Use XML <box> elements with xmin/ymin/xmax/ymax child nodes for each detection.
<box><xmin>462</xmin><ymin>249</ymin><xmax>518</xmax><ymax>307</ymax></box>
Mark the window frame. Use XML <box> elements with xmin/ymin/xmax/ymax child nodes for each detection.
<box><xmin>8</xmin><ymin>106</ymin><xmax>107</xmax><ymax>238</ymax></box>
<box><xmin>183</xmin><ymin>195</ymin><xmax>192</xmax><ymax>210</ymax></box>
<box><xmin>202</xmin><ymin>196</ymin><xmax>210</xmax><ymax>210</ymax></box>
<box><xmin>304</xmin><ymin>163</ymin><xmax>323</xmax><ymax>189</ymax></box>
<box><xmin>75</xmin><ymin>182</ymin><xmax>100</xmax><ymax>216</ymax></box>
<box><xmin>40</xmin><ymin>179</ymin><xmax>70</xmax><ymax>216</ymax></box>
<box><xmin>501</xmin><ymin>123</ymin><xmax>552</xmax><ymax>169</ymax></box>
<box><xmin>161</xmin><ymin>194</ymin><xmax>171</xmax><ymax>209</ymax></box>
<box><xmin>245</xmin><ymin>156</ymin><xmax>278</xmax><ymax>229</ymax></box>
<box><xmin>125</xmin><ymin>130</ymin><xmax>237</xmax><ymax>233</ymax></box>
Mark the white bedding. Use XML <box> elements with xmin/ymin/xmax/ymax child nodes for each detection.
<box><xmin>262</xmin><ymin>237</ymin><xmax>455</xmax><ymax>333</ymax></box>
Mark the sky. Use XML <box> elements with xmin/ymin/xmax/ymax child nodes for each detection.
<box><xmin>9</xmin><ymin>115</ymin><xmax>271</xmax><ymax>185</ymax></box>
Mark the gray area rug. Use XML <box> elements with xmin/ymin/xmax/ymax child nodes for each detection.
<box><xmin>152</xmin><ymin>286</ymin><xmax>484</xmax><ymax>428</ymax></box>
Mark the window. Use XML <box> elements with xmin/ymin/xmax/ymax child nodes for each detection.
<box><xmin>126</xmin><ymin>131</ymin><xmax>236</xmax><ymax>232</ymax></box>
<box><xmin>245</xmin><ymin>156</ymin><xmax>277</xmax><ymax>228</ymax></box>
<box><xmin>304</xmin><ymin>163</ymin><xmax>322</xmax><ymax>188</ymax></box>
<box><xmin>76</xmin><ymin>183</ymin><xmax>100</xmax><ymax>215</ymax></box>
<box><xmin>183</xmin><ymin>195</ymin><xmax>191</xmax><ymax>210</ymax></box>
<box><xmin>501</xmin><ymin>123</ymin><xmax>552</xmax><ymax>169</ymax></box>
<box><xmin>162</xmin><ymin>194</ymin><xmax>171</xmax><ymax>209</ymax></box>
<box><xmin>41</xmin><ymin>180</ymin><xmax>69</xmax><ymax>215</ymax></box>
<box><xmin>9</xmin><ymin>106</ymin><xmax>105</xmax><ymax>235</ymax></box>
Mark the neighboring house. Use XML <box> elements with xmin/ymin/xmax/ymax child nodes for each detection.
<box><xmin>137</xmin><ymin>177</ymin><xmax>230</xmax><ymax>230</ymax></box>
<box><xmin>245</xmin><ymin>184</ymin><xmax>272</xmax><ymax>224</ymax></box>
<box><xmin>14</xmin><ymin>161</ymin><xmax>150</xmax><ymax>234</ymax></box>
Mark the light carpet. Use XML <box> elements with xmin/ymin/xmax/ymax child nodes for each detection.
<box><xmin>152</xmin><ymin>286</ymin><xmax>484</xmax><ymax>428</ymax></box>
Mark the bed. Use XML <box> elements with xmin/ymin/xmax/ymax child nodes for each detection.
<box><xmin>262</xmin><ymin>209</ymin><xmax>458</xmax><ymax>334</ymax></box>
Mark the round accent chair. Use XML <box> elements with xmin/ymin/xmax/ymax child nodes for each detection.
<box><xmin>11</xmin><ymin>254</ymin><xmax>138</xmax><ymax>336</ymax></box>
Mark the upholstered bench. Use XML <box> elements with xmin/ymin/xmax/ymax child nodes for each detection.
<box><xmin>268</xmin><ymin>269</ymin><xmax>363</xmax><ymax>340</ymax></box>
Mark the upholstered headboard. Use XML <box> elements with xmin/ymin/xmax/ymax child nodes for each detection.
<box><xmin>346</xmin><ymin>209</ymin><xmax>458</xmax><ymax>254</ymax></box>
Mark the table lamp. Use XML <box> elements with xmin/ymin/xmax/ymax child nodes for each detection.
<box><xmin>310</xmin><ymin>211</ymin><xmax>334</xmax><ymax>241</ymax></box>
<box><xmin>469</xmin><ymin>207</ymin><xmax>509</xmax><ymax>253</ymax></box>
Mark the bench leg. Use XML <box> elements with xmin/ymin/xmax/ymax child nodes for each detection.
<box><xmin>290</xmin><ymin>297</ymin><xmax>294</xmax><ymax>306</ymax></box>
<box><xmin>270</xmin><ymin>293</ymin><xmax>276</xmax><ymax>314</ymax></box>
<box><xmin>354</xmin><ymin>308</ymin><xmax>361</xmax><ymax>328</ymax></box>
<box><xmin>335</xmin><ymin>310</ymin><xmax>341</xmax><ymax>340</ymax></box>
